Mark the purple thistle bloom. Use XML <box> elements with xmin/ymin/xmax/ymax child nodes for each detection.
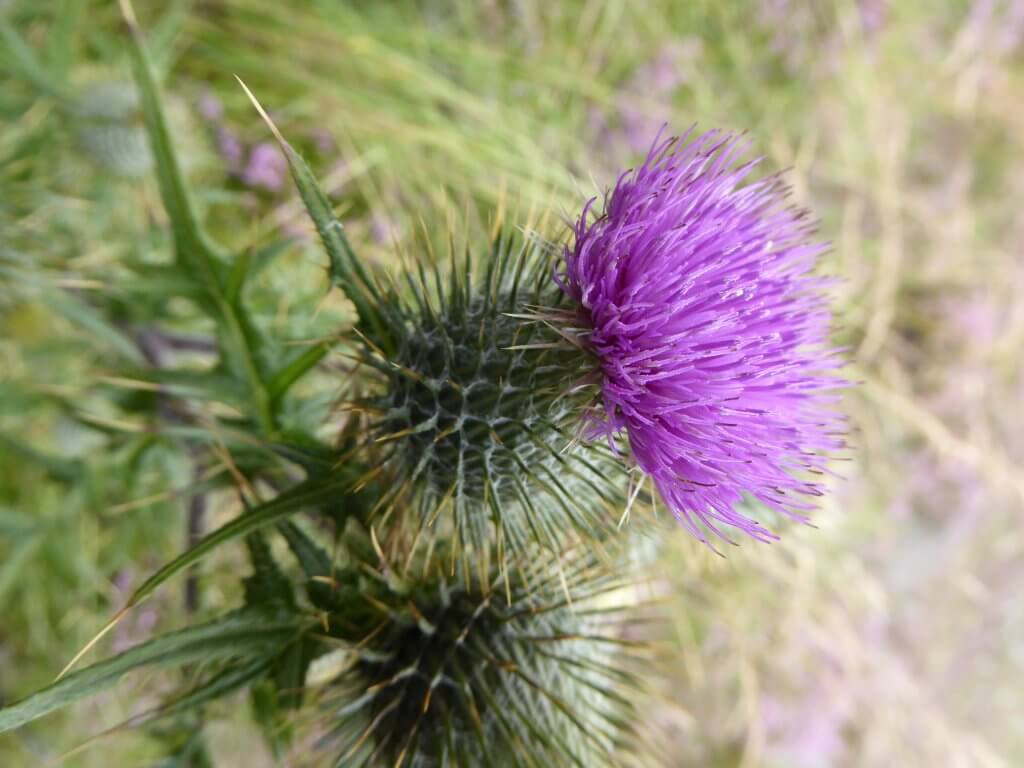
<box><xmin>241</xmin><ymin>141</ymin><xmax>287</xmax><ymax>192</ymax></box>
<box><xmin>557</xmin><ymin>129</ymin><xmax>845</xmax><ymax>544</ymax></box>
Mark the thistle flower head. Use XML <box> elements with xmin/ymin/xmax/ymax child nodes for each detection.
<box><xmin>556</xmin><ymin>129</ymin><xmax>845</xmax><ymax>544</ymax></box>
<box><xmin>354</xmin><ymin>228</ymin><xmax>629</xmax><ymax>563</ymax></box>
<box><xmin>318</xmin><ymin>544</ymin><xmax>641</xmax><ymax>767</ymax></box>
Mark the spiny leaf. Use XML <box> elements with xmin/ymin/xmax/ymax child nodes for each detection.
<box><xmin>277</xmin><ymin>520</ymin><xmax>332</xmax><ymax>580</ymax></box>
<box><xmin>243</xmin><ymin>531</ymin><xmax>295</xmax><ymax>609</ymax></box>
<box><xmin>78</xmin><ymin>657</ymin><xmax>275</xmax><ymax>750</ymax></box>
<box><xmin>121</xmin><ymin>473</ymin><xmax>355</xmax><ymax>613</ymax></box>
<box><xmin>236</xmin><ymin>77</ymin><xmax>392</xmax><ymax>350</ymax></box>
<box><xmin>277</xmin><ymin>520</ymin><xmax>340</xmax><ymax>610</ymax></box>
<box><xmin>58</xmin><ymin>473</ymin><xmax>356</xmax><ymax>680</ymax></box>
<box><xmin>120</xmin><ymin>1</ymin><xmax>275</xmax><ymax>431</ymax></box>
<box><xmin>0</xmin><ymin>610</ymin><xmax>306</xmax><ymax>733</ymax></box>
<box><xmin>120</xmin><ymin>0</ymin><xmax>223</xmax><ymax>289</ymax></box>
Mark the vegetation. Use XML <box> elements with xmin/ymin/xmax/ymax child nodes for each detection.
<box><xmin>2</xmin><ymin>1</ymin><xmax>1022</xmax><ymax>765</ymax></box>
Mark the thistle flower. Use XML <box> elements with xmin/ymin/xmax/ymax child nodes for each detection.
<box><xmin>316</xmin><ymin>541</ymin><xmax>642</xmax><ymax>767</ymax></box>
<box><xmin>556</xmin><ymin>130</ymin><xmax>845</xmax><ymax>545</ymax></box>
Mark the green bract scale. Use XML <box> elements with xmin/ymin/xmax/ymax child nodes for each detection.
<box><xmin>384</xmin><ymin>301</ymin><xmax>578</xmax><ymax>499</ymax></box>
<box><xmin>318</xmin><ymin>545</ymin><xmax>641</xmax><ymax>768</ymax></box>
<box><xmin>353</xmin><ymin>230</ymin><xmax>628</xmax><ymax>560</ymax></box>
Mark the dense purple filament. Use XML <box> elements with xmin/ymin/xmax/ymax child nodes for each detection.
<box><xmin>559</xmin><ymin>129</ymin><xmax>845</xmax><ymax>544</ymax></box>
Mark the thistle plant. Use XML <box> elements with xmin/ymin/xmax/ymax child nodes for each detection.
<box><xmin>0</xmin><ymin>4</ymin><xmax>845</xmax><ymax>765</ymax></box>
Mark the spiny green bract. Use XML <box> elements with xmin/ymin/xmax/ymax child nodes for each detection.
<box><xmin>357</xmin><ymin>230</ymin><xmax>628</xmax><ymax>561</ymax></box>
<box><xmin>317</xmin><ymin>546</ymin><xmax>641</xmax><ymax>768</ymax></box>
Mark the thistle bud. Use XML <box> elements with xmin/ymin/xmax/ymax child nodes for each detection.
<box><xmin>316</xmin><ymin>545</ymin><xmax>642</xmax><ymax>767</ymax></box>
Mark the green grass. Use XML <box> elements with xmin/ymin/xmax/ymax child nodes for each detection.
<box><xmin>2</xmin><ymin>0</ymin><xmax>1023</xmax><ymax>765</ymax></box>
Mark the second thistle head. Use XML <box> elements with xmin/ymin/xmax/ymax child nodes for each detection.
<box><xmin>313</xmin><ymin>542</ymin><xmax>643</xmax><ymax>768</ymax></box>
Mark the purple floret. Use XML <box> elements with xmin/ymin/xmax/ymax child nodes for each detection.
<box><xmin>558</xmin><ymin>129</ymin><xmax>846</xmax><ymax>545</ymax></box>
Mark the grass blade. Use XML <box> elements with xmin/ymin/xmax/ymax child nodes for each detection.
<box><xmin>0</xmin><ymin>610</ymin><xmax>304</xmax><ymax>733</ymax></box>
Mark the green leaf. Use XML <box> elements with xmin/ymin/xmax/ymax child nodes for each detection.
<box><xmin>121</xmin><ymin>4</ymin><xmax>274</xmax><ymax>432</ymax></box>
<box><xmin>277</xmin><ymin>520</ymin><xmax>340</xmax><ymax>610</ymax></box>
<box><xmin>271</xmin><ymin>635</ymin><xmax>317</xmax><ymax>711</ymax></box>
<box><xmin>251</xmin><ymin>635</ymin><xmax>318</xmax><ymax>755</ymax></box>
<box><xmin>113</xmin><ymin>367</ymin><xmax>247</xmax><ymax>409</ymax></box>
<box><xmin>236</xmin><ymin>79</ymin><xmax>391</xmax><ymax>350</ymax></box>
<box><xmin>277</xmin><ymin>140</ymin><xmax>384</xmax><ymax>339</ymax></box>
<box><xmin>120</xmin><ymin>263</ymin><xmax>207</xmax><ymax>301</ymax></box>
<box><xmin>267</xmin><ymin>343</ymin><xmax>329</xmax><ymax>403</ymax></box>
<box><xmin>92</xmin><ymin>657</ymin><xmax>274</xmax><ymax>741</ymax></box>
<box><xmin>0</xmin><ymin>507</ymin><xmax>38</xmax><ymax>536</ymax></box>
<box><xmin>171</xmin><ymin>658</ymin><xmax>274</xmax><ymax>718</ymax></box>
<box><xmin>151</xmin><ymin>724</ymin><xmax>215</xmax><ymax>768</ymax></box>
<box><xmin>277</xmin><ymin>520</ymin><xmax>332</xmax><ymax>580</ymax></box>
<box><xmin>225</xmin><ymin>249</ymin><xmax>253</xmax><ymax>307</ymax></box>
<box><xmin>0</xmin><ymin>536</ymin><xmax>44</xmax><ymax>603</ymax></box>
<box><xmin>0</xmin><ymin>610</ymin><xmax>305</xmax><ymax>733</ymax></box>
<box><xmin>121</xmin><ymin>474</ymin><xmax>355</xmax><ymax>611</ymax></box>
<box><xmin>264</xmin><ymin>435</ymin><xmax>338</xmax><ymax>474</ymax></box>
<box><xmin>121</xmin><ymin>5</ymin><xmax>224</xmax><ymax>291</ymax></box>
<box><xmin>243</xmin><ymin>531</ymin><xmax>294</xmax><ymax>609</ymax></box>
<box><xmin>213</xmin><ymin>307</ymin><xmax>273</xmax><ymax>428</ymax></box>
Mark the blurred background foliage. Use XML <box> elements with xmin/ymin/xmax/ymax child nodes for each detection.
<box><xmin>1</xmin><ymin>0</ymin><xmax>1022</xmax><ymax>765</ymax></box>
